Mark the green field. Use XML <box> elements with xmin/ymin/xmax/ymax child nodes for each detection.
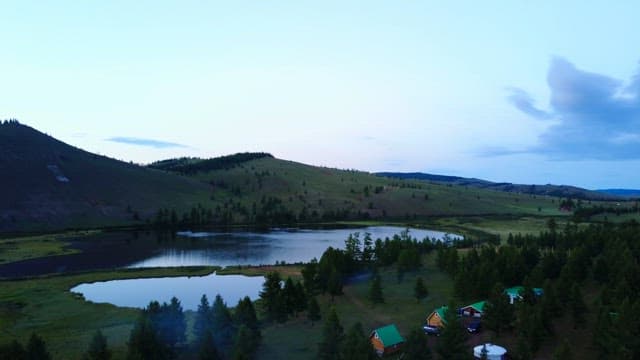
<box><xmin>0</xmin><ymin>267</ymin><xmax>217</xmax><ymax>359</ymax></box>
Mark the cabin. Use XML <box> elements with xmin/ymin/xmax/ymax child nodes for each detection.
<box><xmin>369</xmin><ymin>324</ymin><xmax>405</xmax><ymax>356</ymax></box>
<box><xmin>504</xmin><ymin>286</ymin><xmax>524</xmax><ymax>304</ymax></box>
<box><xmin>460</xmin><ymin>301</ymin><xmax>486</xmax><ymax>317</ymax></box>
<box><xmin>504</xmin><ymin>286</ymin><xmax>544</xmax><ymax>304</ymax></box>
<box><xmin>426</xmin><ymin>306</ymin><xmax>448</xmax><ymax>327</ymax></box>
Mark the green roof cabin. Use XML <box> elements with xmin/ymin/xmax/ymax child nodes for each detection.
<box><xmin>461</xmin><ymin>301</ymin><xmax>486</xmax><ymax>317</ymax></box>
<box><xmin>369</xmin><ymin>324</ymin><xmax>405</xmax><ymax>356</ymax></box>
<box><xmin>504</xmin><ymin>286</ymin><xmax>543</xmax><ymax>304</ymax></box>
<box><xmin>426</xmin><ymin>306</ymin><xmax>448</xmax><ymax>327</ymax></box>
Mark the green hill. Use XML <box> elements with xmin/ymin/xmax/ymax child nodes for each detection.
<box><xmin>4</xmin><ymin>121</ymin><xmax>623</xmax><ymax>233</ymax></box>
<box><xmin>0</xmin><ymin>121</ymin><xmax>210</xmax><ymax>232</ymax></box>
<box><xmin>148</xmin><ymin>155</ymin><xmax>574</xmax><ymax>227</ymax></box>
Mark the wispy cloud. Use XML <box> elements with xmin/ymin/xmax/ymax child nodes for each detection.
<box><xmin>505</xmin><ymin>87</ymin><xmax>552</xmax><ymax>120</ymax></box>
<box><xmin>501</xmin><ymin>57</ymin><xmax>640</xmax><ymax>160</ymax></box>
<box><xmin>106</xmin><ymin>136</ymin><xmax>188</xmax><ymax>149</ymax></box>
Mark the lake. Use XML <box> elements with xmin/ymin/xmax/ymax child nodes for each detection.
<box><xmin>0</xmin><ymin>226</ymin><xmax>461</xmax><ymax>278</ymax></box>
<box><xmin>70</xmin><ymin>272</ymin><xmax>264</xmax><ymax>310</ymax></box>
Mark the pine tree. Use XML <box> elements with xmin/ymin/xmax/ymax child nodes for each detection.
<box><xmin>283</xmin><ymin>277</ymin><xmax>297</xmax><ymax>315</ymax></box>
<box><xmin>318</xmin><ymin>307</ymin><xmax>344</xmax><ymax>360</ymax></box>
<box><xmin>414</xmin><ymin>277</ymin><xmax>428</xmax><ymax>302</ymax></box>
<box><xmin>403</xmin><ymin>329</ymin><xmax>432</xmax><ymax>360</ymax></box>
<box><xmin>308</xmin><ymin>297</ymin><xmax>321</xmax><ymax>326</ymax></box>
<box><xmin>294</xmin><ymin>281</ymin><xmax>307</xmax><ymax>314</ymax></box>
<box><xmin>233</xmin><ymin>325</ymin><xmax>259</xmax><ymax>359</ymax></box>
<box><xmin>234</xmin><ymin>297</ymin><xmax>261</xmax><ymax>353</ymax></box>
<box><xmin>167</xmin><ymin>297</ymin><xmax>186</xmax><ymax>347</ymax></box>
<box><xmin>368</xmin><ymin>274</ymin><xmax>384</xmax><ymax>304</ymax></box>
<box><xmin>342</xmin><ymin>322</ymin><xmax>377</xmax><ymax>360</ymax></box>
<box><xmin>301</xmin><ymin>259</ymin><xmax>319</xmax><ymax>295</ymax></box>
<box><xmin>194</xmin><ymin>295</ymin><xmax>212</xmax><ymax>344</ymax></box>
<box><xmin>198</xmin><ymin>331</ymin><xmax>221</xmax><ymax>360</ymax></box>
<box><xmin>436</xmin><ymin>302</ymin><xmax>468</xmax><ymax>360</ymax></box>
<box><xmin>126</xmin><ymin>317</ymin><xmax>169</xmax><ymax>360</ymax></box>
<box><xmin>484</xmin><ymin>283</ymin><xmax>514</xmax><ymax>336</ymax></box>
<box><xmin>260</xmin><ymin>272</ymin><xmax>283</xmax><ymax>319</ymax></box>
<box><xmin>26</xmin><ymin>333</ymin><xmax>51</xmax><ymax>360</ymax></box>
<box><xmin>328</xmin><ymin>268</ymin><xmax>343</xmax><ymax>301</ymax></box>
<box><xmin>83</xmin><ymin>330</ymin><xmax>111</xmax><ymax>360</ymax></box>
<box><xmin>211</xmin><ymin>294</ymin><xmax>235</xmax><ymax>354</ymax></box>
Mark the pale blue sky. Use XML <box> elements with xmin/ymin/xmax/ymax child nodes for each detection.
<box><xmin>2</xmin><ymin>1</ymin><xmax>639</xmax><ymax>188</ymax></box>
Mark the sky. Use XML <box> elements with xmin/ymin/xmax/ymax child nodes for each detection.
<box><xmin>1</xmin><ymin>1</ymin><xmax>640</xmax><ymax>189</ymax></box>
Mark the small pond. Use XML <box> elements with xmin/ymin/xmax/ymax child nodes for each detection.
<box><xmin>70</xmin><ymin>273</ymin><xmax>264</xmax><ymax>311</ymax></box>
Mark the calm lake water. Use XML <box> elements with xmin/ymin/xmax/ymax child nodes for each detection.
<box><xmin>129</xmin><ymin>226</ymin><xmax>459</xmax><ymax>268</ymax></box>
<box><xmin>70</xmin><ymin>273</ymin><xmax>264</xmax><ymax>310</ymax></box>
<box><xmin>0</xmin><ymin>226</ymin><xmax>460</xmax><ymax>278</ymax></box>
<box><xmin>65</xmin><ymin>226</ymin><xmax>459</xmax><ymax>310</ymax></box>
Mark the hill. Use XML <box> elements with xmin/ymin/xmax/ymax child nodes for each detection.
<box><xmin>148</xmin><ymin>156</ymin><xmax>579</xmax><ymax>228</ymax></box>
<box><xmin>376</xmin><ymin>172</ymin><xmax>620</xmax><ymax>201</ymax></box>
<box><xmin>596</xmin><ymin>188</ymin><xmax>640</xmax><ymax>199</ymax></box>
<box><xmin>0</xmin><ymin>121</ymin><xmax>210</xmax><ymax>232</ymax></box>
<box><xmin>3</xmin><ymin>121</ymin><xmax>621</xmax><ymax>233</ymax></box>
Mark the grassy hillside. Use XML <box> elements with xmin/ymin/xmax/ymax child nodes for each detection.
<box><xmin>0</xmin><ymin>122</ymin><xmax>210</xmax><ymax>232</ymax></box>
<box><xmin>158</xmin><ymin>156</ymin><xmax>577</xmax><ymax>226</ymax></box>
<box><xmin>377</xmin><ymin>171</ymin><xmax>620</xmax><ymax>201</ymax></box>
<box><xmin>3</xmin><ymin>121</ymin><xmax>628</xmax><ymax>233</ymax></box>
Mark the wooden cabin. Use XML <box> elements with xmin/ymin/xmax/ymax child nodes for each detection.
<box><xmin>426</xmin><ymin>306</ymin><xmax>448</xmax><ymax>327</ymax></box>
<box><xmin>369</xmin><ymin>324</ymin><xmax>405</xmax><ymax>356</ymax></box>
<box><xmin>460</xmin><ymin>301</ymin><xmax>486</xmax><ymax>317</ymax></box>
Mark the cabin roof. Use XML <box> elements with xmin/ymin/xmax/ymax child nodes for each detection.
<box><xmin>504</xmin><ymin>286</ymin><xmax>524</xmax><ymax>297</ymax></box>
<box><xmin>463</xmin><ymin>300</ymin><xmax>486</xmax><ymax>312</ymax></box>
<box><xmin>372</xmin><ymin>324</ymin><xmax>405</xmax><ymax>347</ymax></box>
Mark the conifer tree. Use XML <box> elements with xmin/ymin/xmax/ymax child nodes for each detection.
<box><xmin>318</xmin><ymin>307</ymin><xmax>344</xmax><ymax>360</ymax></box>
<box><xmin>341</xmin><ymin>322</ymin><xmax>377</xmax><ymax>360</ymax></box>
<box><xmin>83</xmin><ymin>330</ymin><xmax>111</xmax><ymax>360</ymax></box>
<box><xmin>126</xmin><ymin>317</ymin><xmax>169</xmax><ymax>360</ymax></box>
<box><xmin>260</xmin><ymin>272</ymin><xmax>283</xmax><ymax>319</ymax></box>
<box><xmin>403</xmin><ymin>329</ymin><xmax>432</xmax><ymax>360</ymax></box>
<box><xmin>436</xmin><ymin>302</ymin><xmax>468</xmax><ymax>360</ymax></box>
<box><xmin>211</xmin><ymin>294</ymin><xmax>235</xmax><ymax>353</ymax></box>
<box><xmin>194</xmin><ymin>295</ymin><xmax>212</xmax><ymax>344</ymax></box>
<box><xmin>484</xmin><ymin>283</ymin><xmax>514</xmax><ymax>336</ymax></box>
<box><xmin>308</xmin><ymin>297</ymin><xmax>321</xmax><ymax>326</ymax></box>
<box><xmin>414</xmin><ymin>277</ymin><xmax>428</xmax><ymax>302</ymax></box>
<box><xmin>328</xmin><ymin>268</ymin><xmax>343</xmax><ymax>301</ymax></box>
<box><xmin>368</xmin><ymin>274</ymin><xmax>384</xmax><ymax>304</ymax></box>
<box><xmin>198</xmin><ymin>331</ymin><xmax>221</xmax><ymax>360</ymax></box>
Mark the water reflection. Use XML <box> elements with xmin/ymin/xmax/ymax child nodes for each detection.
<box><xmin>0</xmin><ymin>226</ymin><xmax>461</xmax><ymax>278</ymax></box>
<box><xmin>70</xmin><ymin>273</ymin><xmax>264</xmax><ymax>311</ymax></box>
<box><xmin>128</xmin><ymin>226</ymin><xmax>460</xmax><ymax>268</ymax></box>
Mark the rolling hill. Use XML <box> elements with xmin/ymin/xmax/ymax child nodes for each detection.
<box><xmin>376</xmin><ymin>172</ymin><xmax>620</xmax><ymax>201</ymax></box>
<box><xmin>3</xmin><ymin>121</ymin><xmax>623</xmax><ymax>233</ymax></box>
<box><xmin>0</xmin><ymin>121</ymin><xmax>210</xmax><ymax>232</ymax></box>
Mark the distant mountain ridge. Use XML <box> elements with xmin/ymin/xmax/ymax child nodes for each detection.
<box><xmin>596</xmin><ymin>189</ymin><xmax>640</xmax><ymax>198</ymax></box>
<box><xmin>376</xmin><ymin>172</ymin><xmax>622</xmax><ymax>201</ymax></box>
